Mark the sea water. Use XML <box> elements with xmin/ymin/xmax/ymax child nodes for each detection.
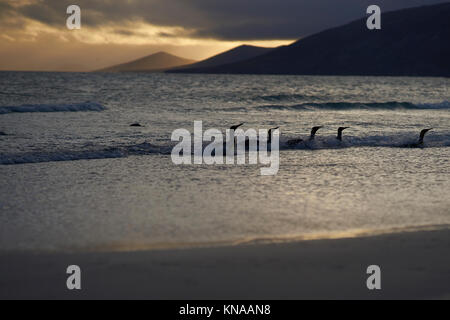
<box><xmin>0</xmin><ymin>72</ymin><xmax>449</xmax><ymax>251</ymax></box>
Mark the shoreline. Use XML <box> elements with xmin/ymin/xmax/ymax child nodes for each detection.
<box><xmin>1</xmin><ymin>227</ymin><xmax>449</xmax><ymax>299</ymax></box>
<box><xmin>1</xmin><ymin>223</ymin><xmax>448</xmax><ymax>254</ymax></box>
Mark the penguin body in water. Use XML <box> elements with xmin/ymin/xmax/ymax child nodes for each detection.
<box><xmin>286</xmin><ymin>137</ymin><xmax>303</xmax><ymax>146</ymax></box>
<box><xmin>265</xmin><ymin>127</ymin><xmax>279</xmax><ymax>151</ymax></box>
<box><xmin>222</xmin><ymin>124</ymin><xmax>279</xmax><ymax>152</ymax></box>
<box><xmin>286</xmin><ymin>126</ymin><xmax>322</xmax><ymax>147</ymax></box>
<box><xmin>245</xmin><ymin>126</ymin><xmax>279</xmax><ymax>151</ymax></box>
<box><xmin>223</xmin><ymin>123</ymin><xmax>244</xmax><ymax>152</ymax></box>
<box><xmin>403</xmin><ymin>128</ymin><xmax>433</xmax><ymax>148</ymax></box>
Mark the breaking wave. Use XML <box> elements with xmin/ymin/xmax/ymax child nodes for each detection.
<box><xmin>254</xmin><ymin>101</ymin><xmax>450</xmax><ymax>111</ymax></box>
<box><xmin>278</xmin><ymin>132</ymin><xmax>450</xmax><ymax>150</ymax></box>
<box><xmin>0</xmin><ymin>101</ymin><xmax>106</xmax><ymax>114</ymax></box>
<box><xmin>1</xmin><ymin>133</ymin><xmax>449</xmax><ymax>165</ymax></box>
<box><xmin>255</xmin><ymin>94</ymin><xmax>309</xmax><ymax>102</ymax></box>
<box><xmin>0</xmin><ymin>143</ymin><xmax>172</xmax><ymax>165</ymax></box>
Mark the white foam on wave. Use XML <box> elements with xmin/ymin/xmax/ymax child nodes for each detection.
<box><xmin>279</xmin><ymin>132</ymin><xmax>450</xmax><ymax>149</ymax></box>
<box><xmin>0</xmin><ymin>101</ymin><xmax>106</xmax><ymax>114</ymax></box>
<box><xmin>0</xmin><ymin>133</ymin><xmax>448</xmax><ymax>165</ymax></box>
<box><xmin>0</xmin><ymin>149</ymin><xmax>126</xmax><ymax>165</ymax></box>
<box><xmin>0</xmin><ymin>142</ymin><xmax>172</xmax><ymax>165</ymax></box>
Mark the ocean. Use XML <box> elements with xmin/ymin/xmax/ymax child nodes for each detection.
<box><xmin>0</xmin><ymin>71</ymin><xmax>449</xmax><ymax>252</ymax></box>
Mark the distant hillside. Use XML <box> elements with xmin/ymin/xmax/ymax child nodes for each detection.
<box><xmin>168</xmin><ymin>45</ymin><xmax>275</xmax><ymax>73</ymax></box>
<box><xmin>179</xmin><ymin>3</ymin><xmax>450</xmax><ymax>77</ymax></box>
<box><xmin>96</xmin><ymin>52</ymin><xmax>196</xmax><ymax>72</ymax></box>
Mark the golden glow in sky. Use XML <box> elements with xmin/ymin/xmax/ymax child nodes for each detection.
<box><xmin>0</xmin><ymin>0</ymin><xmax>294</xmax><ymax>71</ymax></box>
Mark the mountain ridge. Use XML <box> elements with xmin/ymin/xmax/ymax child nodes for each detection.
<box><xmin>95</xmin><ymin>51</ymin><xmax>196</xmax><ymax>73</ymax></box>
<box><xmin>175</xmin><ymin>3</ymin><xmax>450</xmax><ymax>77</ymax></box>
<box><xmin>168</xmin><ymin>45</ymin><xmax>275</xmax><ymax>72</ymax></box>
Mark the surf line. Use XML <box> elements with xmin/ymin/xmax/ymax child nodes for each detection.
<box><xmin>171</xmin><ymin>121</ymin><xmax>280</xmax><ymax>176</ymax></box>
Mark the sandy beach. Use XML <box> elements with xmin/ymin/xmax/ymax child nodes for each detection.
<box><xmin>1</xmin><ymin>228</ymin><xmax>449</xmax><ymax>300</ymax></box>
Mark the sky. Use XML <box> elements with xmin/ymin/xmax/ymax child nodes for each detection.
<box><xmin>0</xmin><ymin>0</ymin><xmax>446</xmax><ymax>71</ymax></box>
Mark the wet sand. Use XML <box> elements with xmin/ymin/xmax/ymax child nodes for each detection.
<box><xmin>1</xmin><ymin>228</ymin><xmax>449</xmax><ymax>299</ymax></box>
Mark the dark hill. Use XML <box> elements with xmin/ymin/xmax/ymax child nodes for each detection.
<box><xmin>180</xmin><ymin>3</ymin><xmax>450</xmax><ymax>77</ymax></box>
<box><xmin>95</xmin><ymin>52</ymin><xmax>196</xmax><ymax>73</ymax></box>
<box><xmin>168</xmin><ymin>45</ymin><xmax>274</xmax><ymax>72</ymax></box>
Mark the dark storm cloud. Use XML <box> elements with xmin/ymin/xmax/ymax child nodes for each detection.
<box><xmin>0</xmin><ymin>1</ymin><xmax>13</xmax><ymax>18</ymax></box>
<box><xmin>8</xmin><ymin>0</ymin><xmax>449</xmax><ymax>40</ymax></box>
<box><xmin>16</xmin><ymin>1</ymin><xmax>64</xmax><ymax>25</ymax></box>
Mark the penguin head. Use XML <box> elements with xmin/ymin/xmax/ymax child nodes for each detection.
<box><xmin>418</xmin><ymin>128</ymin><xmax>433</xmax><ymax>144</ymax></box>
<box><xmin>230</xmin><ymin>123</ymin><xmax>244</xmax><ymax>131</ymax></box>
<box><xmin>269</xmin><ymin>126</ymin><xmax>280</xmax><ymax>134</ymax></box>
<box><xmin>419</xmin><ymin>128</ymin><xmax>433</xmax><ymax>140</ymax></box>
<box><xmin>310</xmin><ymin>126</ymin><xmax>322</xmax><ymax>138</ymax></box>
